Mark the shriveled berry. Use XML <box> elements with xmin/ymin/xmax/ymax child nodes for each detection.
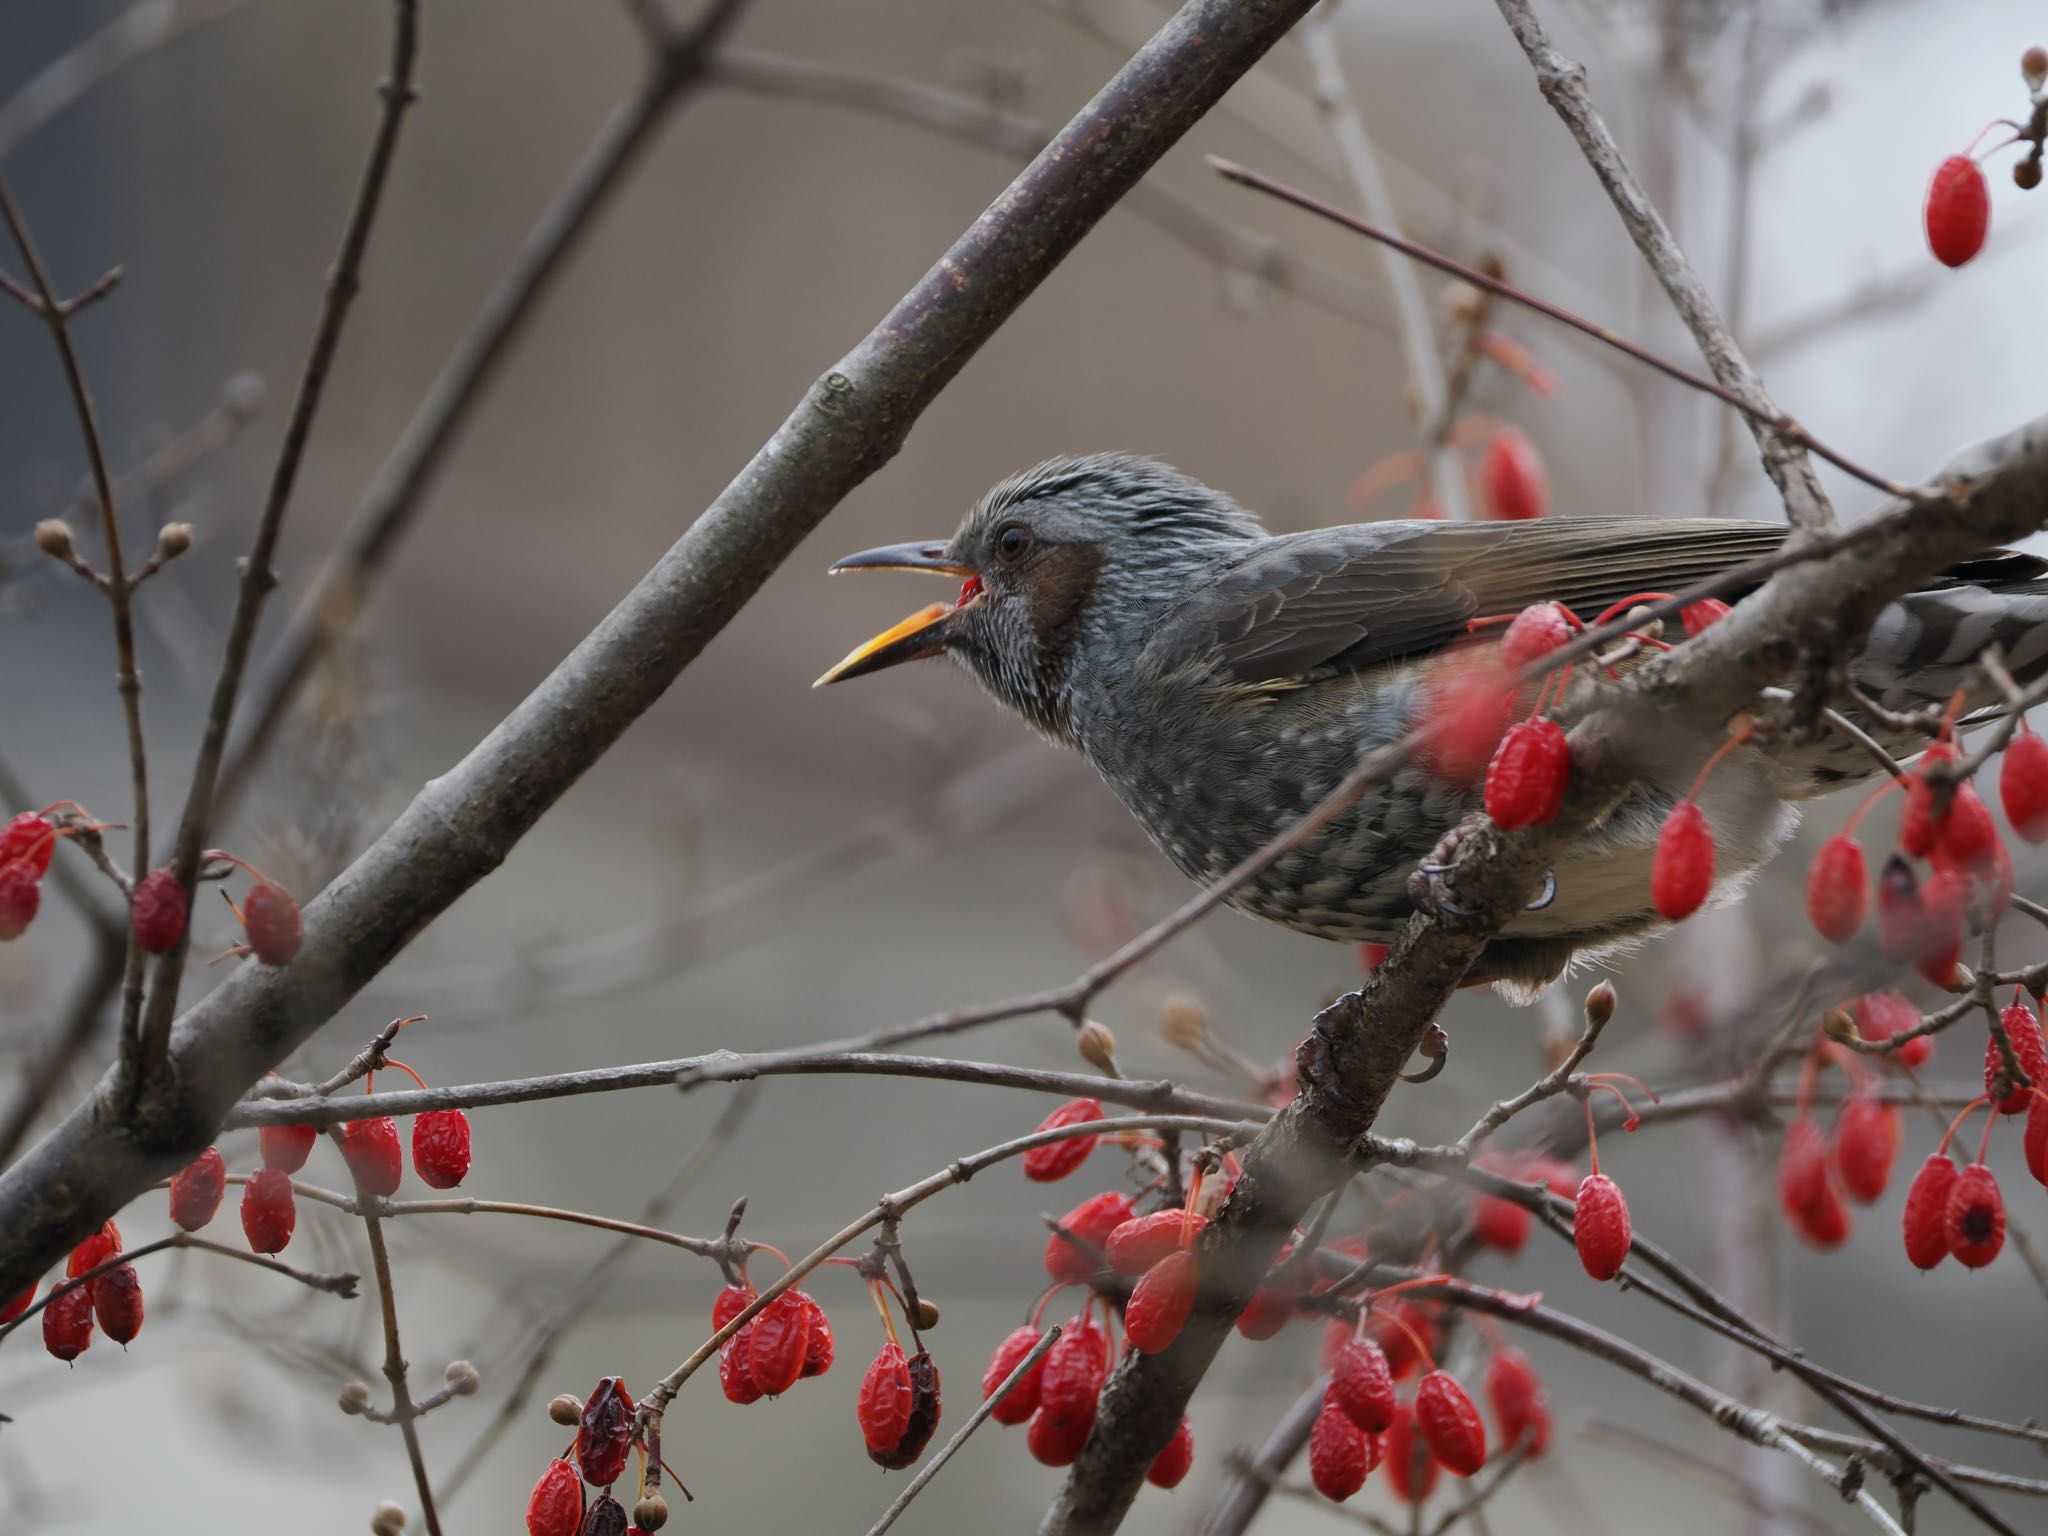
<box><xmin>241</xmin><ymin>1167</ymin><xmax>298</xmax><ymax>1253</ymax></box>
<box><xmin>1805</xmin><ymin>834</ymin><xmax>1867</xmax><ymax>943</ymax></box>
<box><xmin>1148</xmin><ymin>1417</ymin><xmax>1194</xmax><ymax>1489</ymax></box>
<box><xmin>1415</xmin><ymin>1370</ymin><xmax>1486</xmax><ymax>1477</ymax></box>
<box><xmin>858</xmin><ymin>1342</ymin><xmax>915</xmax><ymax>1459</ymax></box>
<box><xmin>525</xmin><ymin>1458</ymin><xmax>584</xmax><ymax>1536</ymax></box>
<box><xmin>1680</xmin><ymin>598</ymin><xmax>1731</xmax><ymax>637</ymax></box>
<box><xmin>576</xmin><ymin>1377</ymin><xmax>636</xmax><ymax>1488</ymax></box>
<box><xmin>1126</xmin><ymin>1249</ymin><xmax>1198</xmax><ymax>1354</ymax></box>
<box><xmin>1383</xmin><ymin>1398</ymin><xmax>1439</xmax><ymax>1504</ymax></box>
<box><xmin>1833</xmin><ymin>1096</ymin><xmax>1900</xmax><ymax>1203</ymax></box>
<box><xmin>1235</xmin><ymin>1272</ymin><xmax>1295</xmax><ymax>1341</ymax></box>
<box><xmin>1484</xmin><ymin>1347</ymin><xmax>1551</xmax><ymax>1457</ymax></box>
<box><xmin>411</xmin><ymin>1108</ymin><xmax>472</xmax><ymax>1189</ymax></box>
<box><xmin>1480</xmin><ymin>428</ymin><xmax>1547</xmax><ymax>522</ymax></box>
<box><xmin>1914</xmin><ymin>865</ymin><xmax>1966</xmax><ymax>987</ymax></box>
<box><xmin>867</xmin><ymin>1347</ymin><xmax>941</xmax><ymax>1470</ymax></box>
<box><xmin>2030</xmin><ymin>1095</ymin><xmax>2048</xmax><ymax>1190</ymax></box>
<box><xmin>260</xmin><ymin>1123</ymin><xmax>318</xmax><ymax>1173</ymax></box>
<box><xmin>1945</xmin><ymin>1163</ymin><xmax>2005</xmax><ymax>1268</ymax></box>
<box><xmin>1043</xmin><ymin>1190</ymin><xmax>1133</xmax><ymax>1284</ymax></box>
<box><xmin>1499</xmin><ymin>602</ymin><xmax>1573</xmax><ymax>673</ymax></box>
<box><xmin>1573</xmin><ymin>1172</ymin><xmax>1631</xmax><ymax>1280</ymax></box>
<box><xmin>1651</xmin><ymin>801</ymin><xmax>1714</xmax><ymax>920</ymax></box>
<box><xmin>243</xmin><ymin>878</ymin><xmax>302</xmax><ymax>964</ymax></box>
<box><xmin>67</xmin><ymin>1219</ymin><xmax>122</xmax><ymax>1277</ymax></box>
<box><xmin>130</xmin><ymin>867</ymin><xmax>190</xmax><ymax>953</ymax></box>
<box><xmin>1022</xmin><ymin>1099</ymin><xmax>1104</xmax><ymax>1182</ymax></box>
<box><xmin>982</xmin><ymin>1326</ymin><xmax>1048</xmax><ymax>1425</ymax></box>
<box><xmin>1309</xmin><ymin>1393</ymin><xmax>1373</xmax><ymax>1501</ymax></box>
<box><xmin>0</xmin><ymin>860</ymin><xmax>41</xmax><ymax>941</ymax></box>
<box><xmin>1330</xmin><ymin>1337</ymin><xmax>1396</xmax><ymax>1433</ymax></box>
<box><xmin>1986</xmin><ymin>1003</ymin><xmax>2048</xmax><ymax>1114</ymax></box>
<box><xmin>1778</xmin><ymin>1116</ymin><xmax>1829</xmax><ymax>1220</ymax></box>
<box><xmin>1026</xmin><ymin>1402</ymin><xmax>1092</xmax><ymax>1467</ymax></box>
<box><xmin>747</xmin><ymin>1290</ymin><xmax>811</xmax><ymax>1397</ymax></box>
<box><xmin>1105</xmin><ymin>1209</ymin><xmax>1208</xmax><ymax>1275</ymax></box>
<box><xmin>169</xmin><ymin>1146</ymin><xmax>227</xmax><ymax>1230</ymax></box>
<box><xmin>342</xmin><ymin>1116</ymin><xmax>404</xmax><ymax>1197</ymax></box>
<box><xmin>91</xmin><ymin>1263</ymin><xmax>143</xmax><ymax>1345</ymax></box>
<box><xmin>1787</xmin><ymin>1175</ymin><xmax>1851</xmax><ymax>1250</ymax></box>
<box><xmin>798</xmin><ymin>1291</ymin><xmax>833</xmax><ymax>1378</ymax></box>
<box><xmin>578</xmin><ymin>1495</ymin><xmax>627</xmax><ymax>1536</ymax></box>
<box><xmin>718</xmin><ymin>1327</ymin><xmax>763</xmax><ymax>1404</ymax></box>
<box><xmin>1856</xmin><ymin>989</ymin><xmax>1934</xmax><ymax>1070</ymax></box>
<box><xmin>711</xmin><ymin>1281</ymin><xmax>753</xmax><ymax>1331</ymax></box>
<box><xmin>1034</xmin><ymin>1319</ymin><xmax>1108</xmax><ymax>1449</ymax></box>
<box><xmin>42</xmin><ymin>1284</ymin><xmax>93</xmax><ymax>1361</ymax></box>
<box><xmin>1925</xmin><ymin>154</ymin><xmax>1990</xmax><ymax>267</ymax></box>
<box><xmin>2002</xmin><ymin>730</ymin><xmax>2048</xmax><ymax>842</ymax></box>
<box><xmin>0</xmin><ymin>1283</ymin><xmax>33</xmax><ymax>1324</ymax></box>
<box><xmin>0</xmin><ymin>812</ymin><xmax>55</xmax><ymax>874</ymax></box>
<box><xmin>1902</xmin><ymin>1153</ymin><xmax>1958</xmax><ymax>1269</ymax></box>
<box><xmin>1484</xmin><ymin>718</ymin><xmax>1571</xmax><ymax>830</ymax></box>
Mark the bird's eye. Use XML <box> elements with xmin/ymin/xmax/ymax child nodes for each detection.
<box><xmin>995</xmin><ymin>523</ymin><xmax>1032</xmax><ymax>563</ymax></box>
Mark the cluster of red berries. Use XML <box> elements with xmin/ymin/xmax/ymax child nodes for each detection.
<box><xmin>1776</xmin><ymin>1060</ymin><xmax>1902</xmax><ymax>1250</ymax></box>
<box><xmin>2</xmin><ymin>1219</ymin><xmax>145</xmax><ymax>1362</ymax></box>
<box><xmin>524</xmin><ymin>1378</ymin><xmax>673</xmax><ymax>1536</ymax></box>
<box><xmin>0</xmin><ymin>807</ymin><xmax>80</xmax><ymax>942</ymax></box>
<box><xmin>711</xmin><ymin>1271</ymin><xmax>834</xmax><ymax>1405</ymax></box>
<box><xmin>1922</xmin><ymin>46</ymin><xmax>2047</xmax><ymax>268</ymax></box>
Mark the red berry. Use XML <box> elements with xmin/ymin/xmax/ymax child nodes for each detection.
<box><xmin>241</xmin><ymin>1167</ymin><xmax>298</xmax><ymax>1253</ymax></box>
<box><xmin>711</xmin><ymin>1281</ymin><xmax>753</xmax><ymax>1331</ymax></box>
<box><xmin>1680</xmin><ymin>598</ymin><xmax>1731</xmax><ymax>638</ymax></box>
<box><xmin>1925</xmin><ymin>153</ymin><xmax>1990</xmax><ymax>267</ymax></box>
<box><xmin>1805</xmin><ymin>834</ymin><xmax>1867</xmax><ymax>943</ymax></box>
<box><xmin>169</xmin><ymin>1146</ymin><xmax>227</xmax><ymax>1230</ymax></box>
<box><xmin>1415</xmin><ymin>1370</ymin><xmax>1486</xmax><ymax>1478</ymax></box>
<box><xmin>1383</xmin><ymin>1398</ymin><xmax>1439</xmax><ymax>1504</ymax></box>
<box><xmin>0</xmin><ymin>859</ymin><xmax>41</xmax><ymax>941</ymax></box>
<box><xmin>2028</xmin><ymin>1096</ymin><xmax>2048</xmax><ymax>1190</ymax></box>
<box><xmin>1481</xmin><ymin>428</ymin><xmax>1547</xmax><ymax>521</ymax></box>
<box><xmin>1330</xmin><ymin>1338</ymin><xmax>1396</xmax><ymax>1433</ymax></box>
<box><xmin>1777</xmin><ymin>1117</ymin><xmax>1829</xmax><ymax>1220</ymax></box>
<box><xmin>1499</xmin><ymin>602</ymin><xmax>1573</xmax><ymax>673</ymax></box>
<box><xmin>868</xmin><ymin>1347</ymin><xmax>941</xmax><ymax>1470</ymax></box>
<box><xmin>1935</xmin><ymin>781</ymin><xmax>2000</xmax><ymax>869</ymax></box>
<box><xmin>1484</xmin><ymin>1346</ymin><xmax>1551</xmax><ymax>1458</ymax></box>
<box><xmin>67</xmin><ymin>1219</ymin><xmax>122</xmax><ymax>1277</ymax></box>
<box><xmin>1914</xmin><ymin>865</ymin><xmax>1965</xmax><ymax>987</ymax></box>
<box><xmin>1902</xmin><ymin>1153</ymin><xmax>1958</xmax><ymax>1269</ymax></box>
<box><xmin>243</xmin><ymin>878</ymin><xmax>302</xmax><ymax>964</ymax></box>
<box><xmin>91</xmin><ymin>1262</ymin><xmax>144</xmax><ymax>1345</ymax></box>
<box><xmin>1034</xmin><ymin>1318</ymin><xmax>1108</xmax><ymax>1452</ymax></box>
<box><xmin>130</xmin><ymin>867</ymin><xmax>189</xmax><ymax>953</ymax></box>
<box><xmin>411</xmin><ymin>1108</ymin><xmax>472</xmax><ymax>1188</ymax></box>
<box><xmin>1309</xmin><ymin>1393</ymin><xmax>1374</xmax><ymax>1501</ymax></box>
<box><xmin>524</xmin><ymin>1458</ymin><xmax>584</xmax><ymax>1536</ymax></box>
<box><xmin>1833</xmin><ymin>1096</ymin><xmax>1901</xmax><ymax>1203</ymax></box>
<box><xmin>341</xmin><ymin>1116</ymin><xmax>404</xmax><ymax>1197</ymax></box>
<box><xmin>1855</xmin><ymin>989</ymin><xmax>1934</xmax><ymax>1070</ymax></box>
<box><xmin>1022</xmin><ymin>1099</ymin><xmax>1104</xmax><ymax>1182</ymax></box>
<box><xmin>1986</xmin><ymin>1003</ymin><xmax>2048</xmax><ymax>1114</ymax></box>
<box><xmin>1234</xmin><ymin>1266</ymin><xmax>1295</xmax><ymax>1341</ymax></box>
<box><xmin>982</xmin><ymin>1326</ymin><xmax>1047</xmax><ymax>1425</ymax></box>
<box><xmin>0</xmin><ymin>812</ymin><xmax>56</xmax><ymax>874</ymax></box>
<box><xmin>1573</xmin><ymin>1172</ymin><xmax>1631</xmax><ymax>1280</ymax></box>
<box><xmin>1876</xmin><ymin>855</ymin><xmax>1924</xmax><ymax>966</ymax></box>
<box><xmin>718</xmin><ymin>1327</ymin><xmax>762</xmax><ymax>1404</ymax></box>
<box><xmin>1945</xmin><ymin>1162</ymin><xmax>2005</xmax><ymax>1268</ymax></box>
<box><xmin>1043</xmin><ymin>1191</ymin><xmax>1133</xmax><ymax>1284</ymax></box>
<box><xmin>1484</xmin><ymin>718</ymin><xmax>1571</xmax><ymax>830</ymax></box>
<box><xmin>747</xmin><ymin>1290</ymin><xmax>811</xmax><ymax>1397</ymax></box>
<box><xmin>1147</xmin><ymin>1417</ymin><xmax>1194</xmax><ymax>1489</ymax></box>
<box><xmin>42</xmin><ymin>1283</ymin><xmax>93</xmax><ymax>1362</ymax></box>
<box><xmin>2001</xmin><ymin>730</ymin><xmax>2048</xmax><ymax>842</ymax></box>
<box><xmin>1651</xmin><ymin>801</ymin><xmax>1714</xmax><ymax>920</ymax></box>
<box><xmin>858</xmin><ymin>1342</ymin><xmax>914</xmax><ymax>1458</ymax></box>
<box><xmin>1125</xmin><ymin>1248</ymin><xmax>1198</xmax><ymax>1355</ymax></box>
<box><xmin>799</xmin><ymin>1292</ymin><xmax>834</xmax><ymax>1378</ymax></box>
<box><xmin>576</xmin><ymin>1377</ymin><xmax>636</xmax><ymax>1488</ymax></box>
<box><xmin>1026</xmin><ymin>1402</ymin><xmax>1093</xmax><ymax>1467</ymax></box>
<box><xmin>1417</xmin><ymin>657</ymin><xmax>1517</xmax><ymax>786</ymax></box>
<box><xmin>1469</xmin><ymin>1188</ymin><xmax>1530</xmax><ymax>1253</ymax></box>
<box><xmin>260</xmin><ymin>1123</ymin><xmax>318</xmax><ymax>1173</ymax></box>
<box><xmin>1105</xmin><ymin>1209</ymin><xmax>1208</xmax><ymax>1275</ymax></box>
<box><xmin>0</xmin><ymin>1283</ymin><xmax>33</xmax><ymax>1324</ymax></box>
<box><xmin>1787</xmin><ymin>1175</ymin><xmax>1852</xmax><ymax>1250</ymax></box>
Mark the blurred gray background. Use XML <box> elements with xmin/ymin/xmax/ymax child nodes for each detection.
<box><xmin>0</xmin><ymin>0</ymin><xmax>2042</xmax><ymax>1532</ymax></box>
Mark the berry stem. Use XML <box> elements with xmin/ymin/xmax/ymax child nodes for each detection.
<box><xmin>1937</xmin><ymin>1095</ymin><xmax>1993</xmax><ymax>1156</ymax></box>
<box><xmin>1686</xmin><ymin>721</ymin><xmax>1758</xmax><ymax>802</ymax></box>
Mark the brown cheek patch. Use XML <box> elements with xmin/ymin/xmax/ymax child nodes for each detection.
<box><xmin>1026</xmin><ymin>543</ymin><xmax>1106</xmax><ymax>651</ymax></box>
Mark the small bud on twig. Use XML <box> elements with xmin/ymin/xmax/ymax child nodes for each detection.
<box><xmin>338</xmin><ymin>1381</ymin><xmax>374</xmax><ymax>1416</ymax></box>
<box><xmin>443</xmin><ymin>1359</ymin><xmax>480</xmax><ymax>1396</ymax></box>
<box><xmin>1076</xmin><ymin>1020</ymin><xmax>1117</xmax><ymax>1073</ymax></box>
<box><xmin>33</xmin><ymin>519</ymin><xmax>74</xmax><ymax>562</ymax></box>
<box><xmin>2023</xmin><ymin>43</ymin><xmax>2047</xmax><ymax>94</ymax></box>
<box><xmin>634</xmin><ymin>1494</ymin><xmax>670</xmax><ymax>1532</ymax></box>
<box><xmin>1155</xmin><ymin>992</ymin><xmax>1210</xmax><ymax>1051</ymax></box>
<box><xmin>154</xmin><ymin>522</ymin><xmax>193</xmax><ymax>562</ymax></box>
<box><xmin>913</xmin><ymin>1296</ymin><xmax>941</xmax><ymax>1330</ymax></box>
<box><xmin>1821</xmin><ymin>1008</ymin><xmax>1858</xmax><ymax>1045</ymax></box>
<box><xmin>370</xmin><ymin>1502</ymin><xmax>406</xmax><ymax>1536</ymax></box>
<box><xmin>547</xmin><ymin>1392</ymin><xmax>584</xmax><ymax>1426</ymax></box>
<box><xmin>1583</xmin><ymin>980</ymin><xmax>1617</xmax><ymax>1029</ymax></box>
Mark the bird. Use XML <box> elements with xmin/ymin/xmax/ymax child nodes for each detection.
<box><xmin>816</xmin><ymin>453</ymin><xmax>2048</xmax><ymax>998</ymax></box>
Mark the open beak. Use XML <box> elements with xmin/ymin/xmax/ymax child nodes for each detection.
<box><xmin>814</xmin><ymin>540</ymin><xmax>977</xmax><ymax>687</ymax></box>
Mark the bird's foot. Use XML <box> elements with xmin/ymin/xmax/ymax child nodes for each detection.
<box><xmin>1409</xmin><ymin>813</ymin><xmax>1491</xmax><ymax>917</ymax></box>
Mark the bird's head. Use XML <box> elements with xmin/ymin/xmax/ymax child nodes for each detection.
<box><xmin>816</xmin><ymin>454</ymin><xmax>1262</xmax><ymax>739</ymax></box>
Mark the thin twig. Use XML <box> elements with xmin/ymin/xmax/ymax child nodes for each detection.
<box><xmin>346</xmin><ymin>1137</ymin><xmax>442</xmax><ymax>1536</ymax></box>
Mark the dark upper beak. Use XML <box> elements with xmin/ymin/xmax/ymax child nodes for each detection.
<box><xmin>815</xmin><ymin>539</ymin><xmax>976</xmax><ymax>687</ymax></box>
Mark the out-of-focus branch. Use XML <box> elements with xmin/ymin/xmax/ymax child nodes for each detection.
<box><xmin>0</xmin><ymin>0</ymin><xmax>1330</xmax><ymax>1304</ymax></box>
<box><xmin>1196</xmin><ymin>1376</ymin><xmax>1323</xmax><ymax>1536</ymax></box>
<box><xmin>135</xmin><ymin>0</ymin><xmax>422</xmax><ymax>1085</ymax></box>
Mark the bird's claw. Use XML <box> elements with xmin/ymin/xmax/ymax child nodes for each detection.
<box><xmin>1400</xmin><ymin>1023</ymin><xmax>1451</xmax><ymax>1084</ymax></box>
<box><xmin>1525</xmin><ymin>870</ymin><xmax>1558</xmax><ymax>911</ymax></box>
